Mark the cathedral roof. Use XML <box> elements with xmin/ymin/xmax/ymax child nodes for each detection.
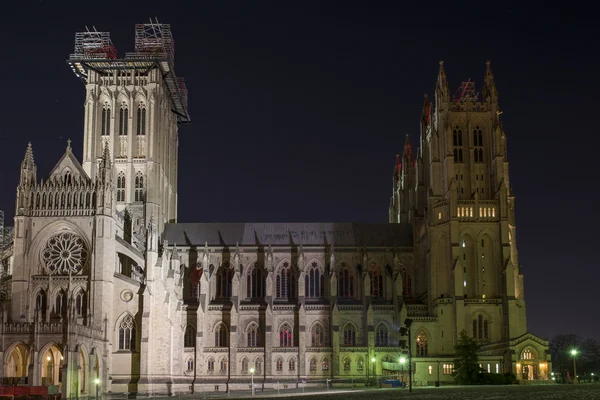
<box><xmin>164</xmin><ymin>222</ymin><xmax>413</xmax><ymax>247</ymax></box>
<box><xmin>48</xmin><ymin>140</ymin><xmax>89</xmax><ymax>181</ymax></box>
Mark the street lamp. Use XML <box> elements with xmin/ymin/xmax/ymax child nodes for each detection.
<box><xmin>94</xmin><ymin>378</ymin><xmax>100</xmax><ymax>400</ymax></box>
<box><xmin>249</xmin><ymin>368</ymin><xmax>255</xmax><ymax>396</ymax></box>
<box><xmin>571</xmin><ymin>349</ymin><xmax>578</xmax><ymax>384</ymax></box>
<box><xmin>371</xmin><ymin>357</ymin><xmax>376</xmax><ymax>384</ymax></box>
<box><xmin>399</xmin><ymin>357</ymin><xmax>407</xmax><ymax>384</ymax></box>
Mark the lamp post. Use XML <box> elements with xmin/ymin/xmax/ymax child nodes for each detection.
<box><xmin>371</xmin><ymin>357</ymin><xmax>376</xmax><ymax>386</ymax></box>
<box><xmin>94</xmin><ymin>378</ymin><xmax>100</xmax><ymax>400</ymax></box>
<box><xmin>399</xmin><ymin>357</ymin><xmax>406</xmax><ymax>385</ymax></box>
<box><xmin>249</xmin><ymin>368</ymin><xmax>255</xmax><ymax>396</ymax></box>
<box><xmin>571</xmin><ymin>349</ymin><xmax>578</xmax><ymax>384</ymax></box>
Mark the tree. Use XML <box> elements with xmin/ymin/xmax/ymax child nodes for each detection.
<box><xmin>550</xmin><ymin>334</ymin><xmax>600</xmax><ymax>383</ymax></box>
<box><xmin>453</xmin><ymin>329</ymin><xmax>482</xmax><ymax>384</ymax></box>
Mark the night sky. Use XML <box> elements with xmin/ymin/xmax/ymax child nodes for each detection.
<box><xmin>0</xmin><ymin>2</ymin><xmax>597</xmax><ymax>342</ymax></box>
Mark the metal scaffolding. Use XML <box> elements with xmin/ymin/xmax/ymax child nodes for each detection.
<box><xmin>453</xmin><ymin>79</ymin><xmax>479</xmax><ymax>103</ymax></box>
<box><xmin>72</xmin><ymin>27</ymin><xmax>117</xmax><ymax>59</ymax></box>
<box><xmin>67</xmin><ymin>19</ymin><xmax>190</xmax><ymax>123</ymax></box>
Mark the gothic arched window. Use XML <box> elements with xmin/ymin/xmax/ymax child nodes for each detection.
<box><xmin>216</xmin><ymin>265</ymin><xmax>233</xmax><ymax>299</ymax></box>
<box><xmin>184</xmin><ymin>325</ymin><xmax>196</xmax><ymax>348</ymax></box>
<box><xmin>55</xmin><ymin>290</ymin><xmax>66</xmax><ymax>317</ymax></box>
<box><xmin>119</xmin><ymin>106</ymin><xmax>128</xmax><ymax>136</ymax></box>
<box><xmin>343</xmin><ymin>357</ymin><xmax>351</xmax><ymax>372</ymax></box>
<box><xmin>369</xmin><ymin>263</ymin><xmax>383</xmax><ymax>297</ymax></box>
<box><xmin>247</xmin><ymin>323</ymin><xmax>259</xmax><ymax>347</ymax></box>
<box><xmin>288</xmin><ymin>357</ymin><xmax>296</xmax><ymax>371</ymax></box>
<box><xmin>453</xmin><ymin>127</ymin><xmax>464</xmax><ymax>163</ymax></box>
<box><xmin>136</xmin><ymin>105</ymin><xmax>146</xmax><ymax>136</ymax></box>
<box><xmin>473</xmin><ymin>126</ymin><xmax>484</xmax><ymax>163</ymax></box>
<box><xmin>311</xmin><ymin>323</ymin><xmax>325</xmax><ymax>347</ymax></box>
<box><xmin>215</xmin><ymin>323</ymin><xmax>228</xmax><ymax>347</ymax></box>
<box><xmin>241</xmin><ymin>358</ymin><xmax>249</xmax><ymax>373</ymax></box>
<box><xmin>75</xmin><ymin>289</ymin><xmax>86</xmax><ymax>317</ymax></box>
<box><xmin>309</xmin><ymin>357</ymin><xmax>317</xmax><ymax>372</ymax></box>
<box><xmin>416</xmin><ymin>331</ymin><xmax>428</xmax><ymax>357</ymax></box>
<box><xmin>279</xmin><ymin>323</ymin><xmax>292</xmax><ymax>347</ymax></box>
<box><xmin>343</xmin><ymin>324</ymin><xmax>356</xmax><ymax>346</ymax></box>
<box><xmin>375</xmin><ymin>323</ymin><xmax>388</xmax><ymax>346</ymax></box>
<box><xmin>247</xmin><ymin>266</ymin><xmax>264</xmax><ymax>299</ymax></box>
<box><xmin>186</xmin><ymin>358</ymin><xmax>194</xmax><ymax>371</ymax></box>
<box><xmin>35</xmin><ymin>290</ymin><xmax>47</xmax><ymax>319</ymax></box>
<box><xmin>101</xmin><ymin>104</ymin><xmax>110</xmax><ymax>136</ymax></box>
<box><xmin>276</xmin><ymin>262</ymin><xmax>295</xmax><ymax>299</ymax></box>
<box><xmin>134</xmin><ymin>171</ymin><xmax>144</xmax><ymax>202</ymax></box>
<box><xmin>401</xmin><ymin>268</ymin><xmax>412</xmax><ymax>297</ymax></box>
<box><xmin>305</xmin><ymin>262</ymin><xmax>324</xmax><ymax>298</ymax></box>
<box><xmin>254</xmin><ymin>358</ymin><xmax>262</xmax><ymax>373</ymax></box>
<box><xmin>338</xmin><ymin>264</ymin><xmax>354</xmax><ymax>298</ymax></box>
<box><xmin>472</xmin><ymin>314</ymin><xmax>490</xmax><ymax>340</ymax></box>
<box><xmin>118</xmin><ymin>314</ymin><xmax>136</xmax><ymax>351</ymax></box>
<box><xmin>275</xmin><ymin>357</ymin><xmax>283</xmax><ymax>372</ymax></box>
<box><xmin>117</xmin><ymin>172</ymin><xmax>126</xmax><ymax>202</ymax></box>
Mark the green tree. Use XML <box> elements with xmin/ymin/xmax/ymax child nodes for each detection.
<box><xmin>453</xmin><ymin>330</ymin><xmax>482</xmax><ymax>384</ymax></box>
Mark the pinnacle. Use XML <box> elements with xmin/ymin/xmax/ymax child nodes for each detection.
<box><xmin>22</xmin><ymin>142</ymin><xmax>35</xmax><ymax>167</ymax></box>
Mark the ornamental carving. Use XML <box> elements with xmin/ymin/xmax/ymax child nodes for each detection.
<box><xmin>42</xmin><ymin>232</ymin><xmax>88</xmax><ymax>275</ymax></box>
<box><xmin>121</xmin><ymin>290</ymin><xmax>134</xmax><ymax>302</ymax></box>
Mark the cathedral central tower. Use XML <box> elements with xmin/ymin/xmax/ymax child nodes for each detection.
<box><xmin>68</xmin><ymin>22</ymin><xmax>190</xmax><ymax>235</ymax></box>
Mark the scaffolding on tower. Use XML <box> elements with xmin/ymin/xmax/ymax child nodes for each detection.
<box><xmin>453</xmin><ymin>79</ymin><xmax>479</xmax><ymax>103</ymax></box>
<box><xmin>67</xmin><ymin>18</ymin><xmax>190</xmax><ymax>123</ymax></box>
<box><xmin>72</xmin><ymin>27</ymin><xmax>117</xmax><ymax>60</ymax></box>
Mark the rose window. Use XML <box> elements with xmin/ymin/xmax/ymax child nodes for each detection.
<box><xmin>42</xmin><ymin>232</ymin><xmax>88</xmax><ymax>274</ymax></box>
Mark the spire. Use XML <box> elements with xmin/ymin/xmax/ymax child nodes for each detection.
<box><xmin>97</xmin><ymin>141</ymin><xmax>112</xmax><ymax>185</ymax></box>
<box><xmin>101</xmin><ymin>141</ymin><xmax>111</xmax><ymax>169</ymax></box>
<box><xmin>20</xmin><ymin>142</ymin><xmax>37</xmax><ymax>185</ymax></box>
<box><xmin>402</xmin><ymin>134</ymin><xmax>413</xmax><ymax>164</ymax></box>
<box><xmin>421</xmin><ymin>93</ymin><xmax>431</xmax><ymax>127</ymax></box>
<box><xmin>483</xmin><ymin>60</ymin><xmax>498</xmax><ymax>104</ymax></box>
<box><xmin>436</xmin><ymin>60</ymin><xmax>450</xmax><ymax>103</ymax></box>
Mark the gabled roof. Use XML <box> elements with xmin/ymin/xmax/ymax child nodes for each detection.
<box><xmin>163</xmin><ymin>222</ymin><xmax>413</xmax><ymax>247</ymax></box>
<box><xmin>48</xmin><ymin>142</ymin><xmax>89</xmax><ymax>181</ymax></box>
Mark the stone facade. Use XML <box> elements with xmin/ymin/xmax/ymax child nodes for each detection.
<box><xmin>0</xmin><ymin>24</ymin><xmax>550</xmax><ymax>398</ymax></box>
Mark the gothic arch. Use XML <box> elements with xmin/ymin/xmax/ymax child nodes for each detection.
<box><xmin>303</xmin><ymin>258</ymin><xmax>323</xmax><ymax>272</ymax></box>
<box><xmin>4</xmin><ymin>341</ymin><xmax>31</xmax><ymax>380</ymax></box>
<box><xmin>29</xmin><ymin>221</ymin><xmax>91</xmax><ymax>275</ymax></box>
<box><xmin>520</xmin><ymin>346</ymin><xmax>539</xmax><ymax>360</ymax></box>
<box><xmin>335</xmin><ymin>257</ymin><xmax>352</xmax><ymax>272</ymax></box>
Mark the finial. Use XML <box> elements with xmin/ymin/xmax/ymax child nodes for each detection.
<box><xmin>439</xmin><ymin>60</ymin><xmax>444</xmax><ymax>66</ymax></box>
<box><xmin>486</xmin><ymin>60</ymin><xmax>491</xmax><ymax>67</ymax></box>
<box><xmin>424</xmin><ymin>93</ymin><xmax>428</xmax><ymax>99</ymax></box>
<box><xmin>67</xmin><ymin>139</ymin><xmax>72</xmax><ymax>152</ymax></box>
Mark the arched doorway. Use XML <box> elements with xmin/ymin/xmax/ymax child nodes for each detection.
<box><xmin>40</xmin><ymin>344</ymin><xmax>63</xmax><ymax>386</ymax></box>
<box><xmin>5</xmin><ymin>343</ymin><xmax>30</xmax><ymax>384</ymax></box>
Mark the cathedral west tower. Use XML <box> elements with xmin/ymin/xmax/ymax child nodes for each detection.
<box><xmin>69</xmin><ymin>23</ymin><xmax>190</xmax><ymax>236</ymax></box>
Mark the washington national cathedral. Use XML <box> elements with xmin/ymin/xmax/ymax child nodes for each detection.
<box><xmin>0</xmin><ymin>21</ymin><xmax>550</xmax><ymax>397</ymax></box>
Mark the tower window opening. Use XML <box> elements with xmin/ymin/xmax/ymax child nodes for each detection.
<box><xmin>101</xmin><ymin>105</ymin><xmax>111</xmax><ymax>136</ymax></box>
<box><xmin>453</xmin><ymin>127</ymin><xmax>464</xmax><ymax>162</ymax></box>
<box><xmin>119</xmin><ymin>106</ymin><xmax>128</xmax><ymax>136</ymax></box>
<box><xmin>136</xmin><ymin>106</ymin><xmax>146</xmax><ymax>136</ymax></box>
<box><xmin>117</xmin><ymin>172</ymin><xmax>126</xmax><ymax>202</ymax></box>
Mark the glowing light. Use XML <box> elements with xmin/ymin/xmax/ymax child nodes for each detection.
<box><xmin>47</xmin><ymin>356</ymin><xmax>51</xmax><ymax>361</ymax></box>
<box><xmin>249</xmin><ymin>368</ymin><xmax>255</xmax><ymax>374</ymax></box>
<box><xmin>95</xmin><ymin>378</ymin><xmax>100</xmax><ymax>385</ymax></box>
<box><xmin>571</xmin><ymin>349</ymin><xmax>578</xmax><ymax>356</ymax></box>
<box><xmin>371</xmin><ymin>357</ymin><xmax>376</xmax><ymax>363</ymax></box>
<box><xmin>399</xmin><ymin>357</ymin><xmax>406</xmax><ymax>364</ymax></box>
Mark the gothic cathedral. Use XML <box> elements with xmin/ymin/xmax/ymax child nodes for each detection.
<box><xmin>0</xmin><ymin>22</ymin><xmax>550</xmax><ymax>397</ymax></box>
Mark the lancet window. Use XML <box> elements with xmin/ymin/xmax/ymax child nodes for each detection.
<box><xmin>276</xmin><ymin>262</ymin><xmax>295</xmax><ymax>299</ymax></box>
<box><xmin>305</xmin><ymin>262</ymin><xmax>324</xmax><ymax>298</ymax></box>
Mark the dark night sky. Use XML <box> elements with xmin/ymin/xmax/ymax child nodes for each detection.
<box><xmin>0</xmin><ymin>1</ymin><xmax>597</xmax><ymax>341</ymax></box>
